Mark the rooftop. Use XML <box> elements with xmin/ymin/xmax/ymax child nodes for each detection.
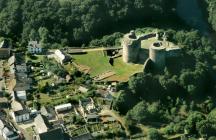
<box><xmin>55</xmin><ymin>49</ymin><xmax>65</xmax><ymax>61</ymax></box>
<box><xmin>38</xmin><ymin>128</ymin><xmax>64</xmax><ymax>140</ymax></box>
<box><xmin>11</xmin><ymin>100</ymin><xmax>24</xmax><ymax>111</ymax></box>
<box><xmin>55</xmin><ymin>103</ymin><xmax>72</xmax><ymax>110</ymax></box>
<box><xmin>34</xmin><ymin>114</ymin><xmax>49</xmax><ymax>134</ymax></box>
<box><xmin>28</xmin><ymin>41</ymin><xmax>41</xmax><ymax>48</ymax></box>
<box><xmin>16</xmin><ymin>91</ymin><xmax>26</xmax><ymax>96</ymax></box>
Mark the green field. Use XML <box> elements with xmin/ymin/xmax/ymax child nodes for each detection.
<box><xmin>72</xmin><ymin>51</ymin><xmax>144</xmax><ymax>82</ymax></box>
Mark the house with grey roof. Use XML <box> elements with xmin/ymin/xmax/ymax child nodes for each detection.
<box><xmin>8</xmin><ymin>53</ymin><xmax>31</xmax><ymax>92</ymax></box>
<box><xmin>27</xmin><ymin>41</ymin><xmax>42</xmax><ymax>54</ymax></box>
<box><xmin>0</xmin><ymin>119</ymin><xmax>20</xmax><ymax>140</ymax></box>
<box><xmin>16</xmin><ymin>91</ymin><xmax>27</xmax><ymax>101</ymax></box>
<box><xmin>35</xmin><ymin>128</ymin><xmax>64</xmax><ymax>140</ymax></box>
<box><xmin>9</xmin><ymin>73</ymin><xmax>31</xmax><ymax>91</ymax></box>
<box><xmin>10</xmin><ymin>100</ymin><xmax>30</xmax><ymax>123</ymax></box>
<box><xmin>40</xmin><ymin>106</ymin><xmax>56</xmax><ymax>120</ymax></box>
<box><xmin>78</xmin><ymin>98</ymin><xmax>99</xmax><ymax>122</ymax></box>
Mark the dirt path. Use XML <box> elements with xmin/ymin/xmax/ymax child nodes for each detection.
<box><xmin>67</xmin><ymin>47</ymin><xmax>122</xmax><ymax>53</ymax></box>
<box><xmin>99</xmin><ymin>109</ymin><xmax>130</xmax><ymax>136</ymax></box>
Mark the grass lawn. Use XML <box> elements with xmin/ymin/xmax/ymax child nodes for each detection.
<box><xmin>25</xmin><ymin>127</ymin><xmax>34</xmax><ymax>140</ymax></box>
<box><xmin>141</xmin><ymin>38</ymin><xmax>158</xmax><ymax>49</ymax></box>
<box><xmin>38</xmin><ymin>93</ymin><xmax>52</xmax><ymax>105</ymax></box>
<box><xmin>72</xmin><ymin>51</ymin><xmax>144</xmax><ymax>82</ymax></box>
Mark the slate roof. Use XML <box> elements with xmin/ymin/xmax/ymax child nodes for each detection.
<box><xmin>28</xmin><ymin>41</ymin><xmax>41</xmax><ymax>48</ymax></box>
<box><xmin>38</xmin><ymin>128</ymin><xmax>64</xmax><ymax>140</ymax></box>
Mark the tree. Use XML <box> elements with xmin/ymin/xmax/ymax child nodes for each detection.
<box><xmin>38</xmin><ymin>27</ymin><xmax>49</xmax><ymax>47</ymax></box>
<box><xmin>147</xmin><ymin>128</ymin><xmax>163</xmax><ymax>140</ymax></box>
<box><xmin>196</xmin><ymin>120</ymin><xmax>216</xmax><ymax>138</ymax></box>
<box><xmin>0</xmin><ymin>0</ymin><xmax>175</xmax><ymax>45</ymax></box>
<box><xmin>29</xmin><ymin>29</ymin><xmax>39</xmax><ymax>41</ymax></box>
<box><xmin>113</xmin><ymin>90</ymin><xmax>139</xmax><ymax>115</ymax></box>
<box><xmin>126</xmin><ymin>101</ymin><xmax>165</xmax><ymax>124</ymax></box>
<box><xmin>128</xmin><ymin>73</ymin><xmax>163</xmax><ymax>100</ymax></box>
<box><xmin>185</xmin><ymin>112</ymin><xmax>205</xmax><ymax>134</ymax></box>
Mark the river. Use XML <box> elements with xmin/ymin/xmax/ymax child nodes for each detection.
<box><xmin>176</xmin><ymin>0</ymin><xmax>209</xmax><ymax>34</ymax></box>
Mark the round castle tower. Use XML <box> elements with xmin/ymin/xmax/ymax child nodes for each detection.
<box><xmin>122</xmin><ymin>31</ymin><xmax>141</xmax><ymax>63</ymax></box>
<box><xmin>149</xmin><ymin>42</ymin><xmax>166</xmax><ymax>70</ymax></box>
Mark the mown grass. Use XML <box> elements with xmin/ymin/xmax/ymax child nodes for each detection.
<box><xmin>72</xmin><ymin>51</ymin><xmax>144</xmax><ymax>82</ymax></box>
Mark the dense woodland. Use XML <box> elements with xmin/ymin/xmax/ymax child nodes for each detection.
<box><xmin>207</xmin><ymin>0</ymin><xmax>216</xmax><ymax>32</ymax></box>
<box><xmin>0</xmin><ymin>0</ymin><xmax>175</xmax><ymax>46</ymax></box>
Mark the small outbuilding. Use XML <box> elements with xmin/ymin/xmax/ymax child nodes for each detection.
<box><xmin>54</xmin><ymin>103</ymin><xmax>72</xmax><ymax>113</ymax></box>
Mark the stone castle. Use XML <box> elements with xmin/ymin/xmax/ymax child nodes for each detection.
<box><xmin>122</xmin><ymin>30</ymin><xmax>181</xmax><ymax>71</ymax></box>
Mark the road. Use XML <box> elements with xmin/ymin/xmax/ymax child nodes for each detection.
<box><xmin>66</xmin><ymin>47</ymin><xmax>122</xmax><ymax>54</ymax></box>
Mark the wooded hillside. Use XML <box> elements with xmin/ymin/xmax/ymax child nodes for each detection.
<box><xmin>0</xmin><ymin>0</ymin><xmax>175</xmax><ymax>46</ymax></box>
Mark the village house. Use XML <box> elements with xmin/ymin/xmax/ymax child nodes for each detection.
<box><xmin>16</xmin><ymin>91</ymin><xmax>27</xmax><ymax>101</ymax></box>
<box><xmin>78</xmin><ymin>98</ymin><xmax>99</xmax><ymax>122</ymax></box>
<box><xmin>11</xmin><ymin>91</ymin><xmax>27</xmax><ymax>101</ymax></box>
<box><xmin>35</xmin><ymin>128</ymin><xmax>64</xmax><ymax>140</ymax></box>
<box><xmin>8</xmin><ymin>54</ymin><xmax>31</xmax><ymax>92</ymax></box>
<box><xmin>27</xmin><ymin>41</ymin><xmax>42</xmax><ymax>54</ymax></box>
<box><xmin>79</xmin><ymin>98</ymin><xmax>96</xmax><ymax>117</ymax></box>
<box><xmin>34</xmin><ymin>114</ymin><xmax>50</xmax><ymax>134</ymax></box>
<box><xmin>0</xmin><ymin>40</ymin><xmax>11</xmax><ymax>59</ymax></box>
<box><xmin>10</xmin><ymin>100</ymin><xmax>30</xmax><ymax>123</ymax></box>
<box><xmin>0</xmin><ymin>119</ymin><xmax>20</xmax><ymax>140</ymax></box>
<box><xmin>8</xmin><ymin>73</ymin><xmax>31</xmax><ymax>92</ymax></box>
<box><xmin>40</xmin><ymin>106</ymin><xmax>56</xmax><ymax>120</ymax></box>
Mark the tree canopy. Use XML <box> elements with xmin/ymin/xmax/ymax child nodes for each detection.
<box><xmin>0</xmin><ymin>0</ymin><xmax>175</xmax><ymax>46</ymax></box>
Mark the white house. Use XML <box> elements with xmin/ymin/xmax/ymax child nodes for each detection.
<box><xmin>0</xmin><ymin>119</ymin><xmax>20</xmax><ymax>140</ymax></box>
<box><xmin>2</xmin><ymin>127</ymin><xmax>20</xmax><ymax>140</ymax></box>
<box><xmin>16</xmin><ymin>91</ymin><xmax>27</xmax><ymax>101</ymax></box>
<box><xmin>27</xmin><ymin>41</ymin><xmax>42</xmax><ymax>54</ymax></box>
<box><xmin>10</xmin><ymin>100</ymin><xmax>30</xmax><ymax>123</ymax></box>
<box><xmin>54</xmin><ymin>50</ymin><xmax>70</xmax><ymax>64</ymax></box>
<box><xmin>54</xmin><ymin>103</ymin><xmax>72</xmax><ymax>113</ymax></box>
<box><xmin>78</xmin><ymin>98</ymin><xmax>96</xmax><ymax>118</ymax></box>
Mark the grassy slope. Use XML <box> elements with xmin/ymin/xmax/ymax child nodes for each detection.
<box><xmin>72</xmin><ymin>51</ymin><xmax>144</xmax><ymax>82</ymax></box>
